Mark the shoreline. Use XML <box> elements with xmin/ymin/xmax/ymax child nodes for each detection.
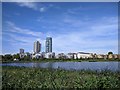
<box><xmin>1</xmin><ymin>59</ymin><xmax>120</xmax><ymax>63</ymax></box>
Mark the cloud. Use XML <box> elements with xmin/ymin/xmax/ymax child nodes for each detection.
<box><xmin>18</xmin><ymin>2</ymin><xmax>37</xmax><ymax>10</ymax></box>
<box><xmin>16</xmin><ymin>2</ymin><xmax>46</xmax><ymax>12</ymax></box>
<box><xmin>3</xmin><ymin>21</ymin><xmax>46</xmax><ymax>53</ymax></box>
<box><xmin>3</xmin><ymin>15</ymin><xmax>118</xmax><ymax>54</ymax></box>
<box><xmin>16</xmin><ymin>2</ymin><xmax>63</xmax><ymax>13</ymax></box>
<box><xmin>6</xmin><ymin>21</ymin><xmax>44</xmax><ymax>37</ymax></box>
<box><xmin>52</xmin><ymin>32</ymin><xmax>117</xmax><ymax>54</ymax></box>
<box><xmin>3</xmin><ymin>32</ymin><xmax>45</xmax><ymax>53</ymax></box>
<box><xmin>51</xmin><ymin>16</ymin><xmax>118</xmax><ymax>54</ymax></box>
<box><xmin>39</xmin><ymin>7</ymin><xmax>46</xmax><ymax>12</ymax></box>
<box><xmin>34</xmin><ymin>15</ymin><xmax>118</xmax><ymax>54</ymax></box>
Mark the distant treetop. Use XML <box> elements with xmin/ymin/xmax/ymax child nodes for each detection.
<box><xmin>108</xmin><ymin>52</ymin><xmax>113</xmax><ymax>55</ymax></box>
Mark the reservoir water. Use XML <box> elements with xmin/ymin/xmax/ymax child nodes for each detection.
<box><xmin>1</xmin><ymin>61</ymin><xmax>120</xmax><ymax>72</ymax></box>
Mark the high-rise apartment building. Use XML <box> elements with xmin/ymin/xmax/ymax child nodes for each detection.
<box><xmin>19</xmin><ymin>48</ymin><xmax>24</xmax><ymax>58</ymax></box>
<box><xmin>46</xmin><ymin>37</ymin><xmax>52</xmax><ymax>53</ymax></box>
<box><xmin>34</xmin><ymin>41</ymin><xmax>41</xmax><ymax>53</ymax></box>
<box><xmin>20</xmin><ymin>48</ymin><xmax>24</xmax><ymax>54</ymax></box>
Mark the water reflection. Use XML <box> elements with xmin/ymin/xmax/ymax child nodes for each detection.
<box><xmin>1</xmin><ymin>61</ymin><xmax>120</xmax><ymax>72</ymax></box>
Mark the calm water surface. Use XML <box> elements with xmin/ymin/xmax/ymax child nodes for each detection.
<box><xmin>1</xmin><ymin>61</ymin><xmax>120</xmax><ymax>72</ymax></box>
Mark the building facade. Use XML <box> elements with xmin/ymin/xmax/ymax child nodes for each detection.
<box><xmin>34</xmin><ymin>41</ymin><xmax>41</xmax><ymax>54</ymax></box>
<box><xmin>20</xmin><ymin>48</ymin><xmax>24</xmax><ymax>54</ymax></box>
<box><xmin>32</xmin><ymin>53</ymin><xmax>42</xmax><ymax>59</ymax></box>
<box><xmin>46</xmin><ymin>37</ymin><xmax>52</xmax><ymax>53</ymax></box>
<box><xmin>66</xmin><ymin>53</ymin><xmax>74</xmax><ymax>59</ymax></box>
<box><xmin>45</xmin><ymin>52</ymin><xmax>55</xmax><ymax>59</ymax></box>
<box><xmin>56</xmin><ymin>53</ymin><xmax>66</xmax><ymax>59</ymax></box>
<box><xmin>24</xmin><ymin>52</ymin><xmax>32</xmax><ymax>59</ymax></box>
<box><xmin>74</xmin><ymin>52</ymin><xmax>93</xmax><ymax>59</ymax></box>
<box><xmin>19</xmin><ymin>48</ymin><xmax>25</xmax><ymax>58</ymax></box>
<box><xmin>108</xmin><ymin>54</ymin><xmax>113</xmax><ymax>59</ymax></box>
<box><xmin>97</xmin><ymin>54</ymin><xmax>105</xmax><ymax>59</ymax></box>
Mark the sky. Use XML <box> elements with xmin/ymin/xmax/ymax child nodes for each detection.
<box><xmin>2</xmin><ymin>2</ymin><xmax>118</xmax><ymax>54</ymax></box>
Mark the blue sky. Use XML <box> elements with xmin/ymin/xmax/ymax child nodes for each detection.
<box><xmin>2</xmin><ymin>2</ymin><xmax>118</xmax><ymax>54</ymax></box>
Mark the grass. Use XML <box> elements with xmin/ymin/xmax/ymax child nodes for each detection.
<box><xmin>2</xmin><ymin>66</ymin><xmax>120</xmax><ymax>89</ymax></box>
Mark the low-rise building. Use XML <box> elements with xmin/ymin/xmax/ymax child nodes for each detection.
<box><xmin>19</xmin><ymin>54</ymin><xmax>25</xmax><ymax>58</ymax></box>
<box><xmin>24</xmin><ymin>52</ymin><xmax>32</xmax><ymax>59</ymax></box>
<box><xmin>55</xmin><ymin>53</ymin><xmax>66</xmax><ymax>59</ymax></box>
<box><xmin>41</xmin><ymin>52</ymin><xmax>46</xmax><ymax>58</ymax></box>
<box><xmin>76</xmin><ymin>52</ymin><xmax>93</xmax><ymax>59</ymax></box>
<box><xmin>45</xmin><ymin>52</ymin><xmax>55</xmax><ymax>59</ymax></box>
<box><xmin>113</xmin><ymin>54</ymin><xmax>118</xmax><ymax>59</ymax></box>
<box><xmin>32</xmin><ymin>53</ymin><xmax>42</xmax><ymax>59</ymax></box>
<box><xmin>118</xmin><ymin>54</ymin><xmax>120</xmax><ymax>59</ymax></box>
<box><xmin>97</xmin><ymin>54</ymin><xmax>105</xmax><ymax>59</ymax></box>
<box><xmin>108</xmin><ymin>54</ymin><xmax>113</xmax><ymax>59</ymax></box>
<box><xmin>66</xmin><ymin>53</ymin><xmax>74</xmax><ymax>59</ymax></box>
<box><xmin>104</xmin><ymin>54</ymin><xmax>108</xmax><ymax>59</ymax></box>
<box><xmin>73</xmin><ymin>53</ymin><xmax>77</xmax><ymax>59</ymax></box>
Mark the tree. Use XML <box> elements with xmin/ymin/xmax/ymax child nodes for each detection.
<box><xmin>108</xmin><ymin>52</ymin><xmax>113</xmax><ymax>55</ymax></box>
<box><xmin>13</xmin><ymin>54</ymin><xmax>20</xmax><ymax>59</ymax></box>
<box><xmin>23</xmin><ymin>55</ymin><xmax>30</xmax><ymax>61</ymax></box>
<box><xmin>0</xmin><ymin>55</ymin><xmax>3</xmax><ymax>61</ymax></box>
<box><xmin>3</xmin><ymin>54</ymin><xmax>13</xmax><ymax>61</ymax></box>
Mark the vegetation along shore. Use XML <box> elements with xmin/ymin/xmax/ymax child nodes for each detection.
<box><xmin>2</xmin><ymin>66</ymin><xmax>120</xmax><ymax>89</ymax></box>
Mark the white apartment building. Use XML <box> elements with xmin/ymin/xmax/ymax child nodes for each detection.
<box><xmin>97</xmin><ymin>54</ymin><xmax>105</xmax><ymax>59</ymax></box>
<box><xmin>55</xmin><ymin>53</ymin><xmax>66</xmax><ymax>59</ymax></box>
<box><xmin>66</xmin><ymin>53</ymin><xmax>74</xmax><ymax>59</ymax></box>
<box><xmin>45</xmin><ymin>52</ymin><xmax>55</xmax><ymax>59</ymax></box>
<box><xmin>32</xmin><ymin>53</ymin><xmax>42</xmax><ymax>59</ymax></box>
<box><xmin>74</xmin><ymin>52</ymin><xmax>93</xmax><ymax>59</ymax></box>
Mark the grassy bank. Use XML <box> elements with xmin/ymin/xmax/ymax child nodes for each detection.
<box><xmin>2</xmin><ymin>66</ymin><xmax>120</xmax><ymax>89</ymax></box>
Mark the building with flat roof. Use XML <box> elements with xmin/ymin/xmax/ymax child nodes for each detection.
<box><xmin>34</xmin><ymin>41</ymin><xmax>41</xmax><ymax>54</ymax></box>
<box><xmin>45</xmin><ymin>52</ymin><xmax>55</xmax><ymax>59</ymax></box>
<box><xmin>46</xmin><ymin>37</ymin><xmax>52</xmax><ymax>53</ymax></box>
<box><xmin>74</xmin><ymin>52</ymin><xmax>93</xmax><ymax>59</ymax></box>
<box><xmin>20</xmin><ymin>48</ymin><xmax>24</xmax><ymax>54</ymax></box>
<box><xmin>19</xmin><ymin>48</ymin><xmax>25</xmax><ymax>58</ymax></box>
